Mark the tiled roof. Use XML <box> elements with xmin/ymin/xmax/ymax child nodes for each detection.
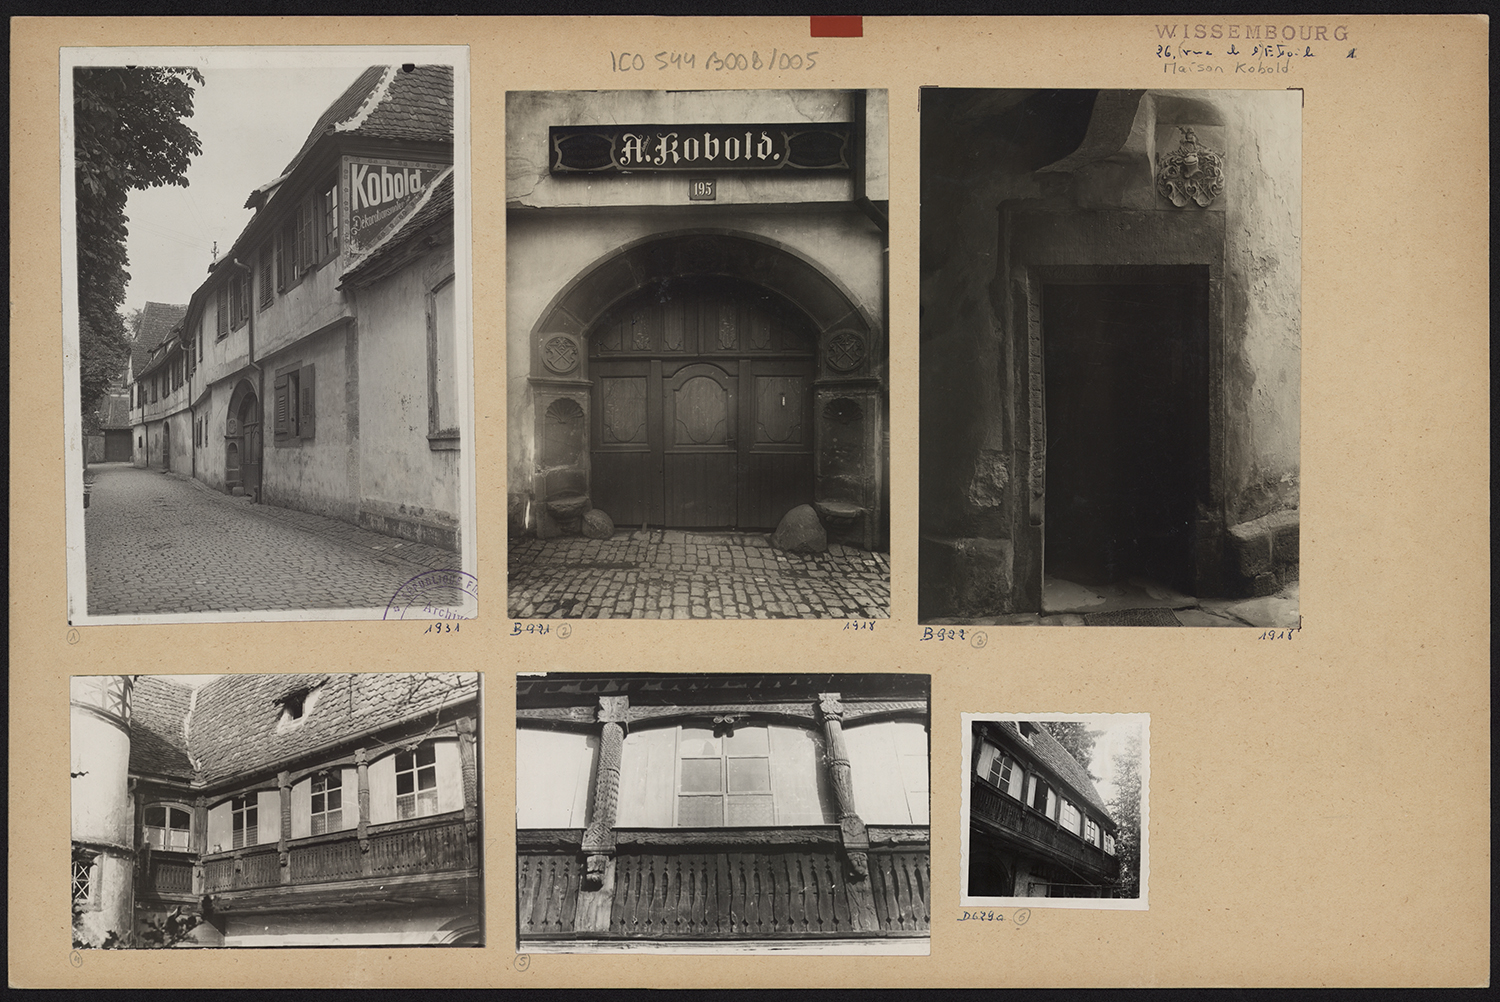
<box><xmin>184</xmin><ymin>673</ymin><xmax>478</xmax><ymax>787</ymax></box>
<box><xmin>997</xmin><ymin>720</ymin><xmax>1111</xmax><ymax>816</ymax></box>
<box><xmin>128</xmin><ymin>302</ymin><xmax>187</xmax><ymax>377</ymax></box>
<box><xmin>339</xmin><ymin>167</ymin><xmax>453</xmax><ymax>286</ymax></box>
<box><xmin>93</xmin><ymin>390</ymin><xmax>132</xmax><ymax>430</ymax></box>
<box><xmin>277</xmin><ymin>64</ymin><xmax>454</xmax><ymax>184</ymax></box>
<box><xmin>130</xmin><ymin>677</ymin><xmax>196</xmax><ymax>780</ymax></box>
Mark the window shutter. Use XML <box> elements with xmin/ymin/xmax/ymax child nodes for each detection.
<box><xmin>274</xmin><ymin>231</ymin><xmax>286</xmax><ymax>291</ymax></box>
<box><xmin>298</xmin><ymin>199</ymin><xmax>313</xmax><ymax>273</ymax></box>
<box><xmin>298</xmin><ymin>364</ymin><xmax>315</xmax><ymax>439</ymax></box>
<box><xmin>259</xmin><ymin>248</ymin><xmax>273</xmax><ymax>307</ymax></box>
<box><xmin>273</xmin><ymin>373</ymin><xmax>289</xmax><ymax>436</ymax></box>
<box><xmin>216</xmin><ymin>293</ymin><xmax>228</xmax><ymax>337</ymax></box>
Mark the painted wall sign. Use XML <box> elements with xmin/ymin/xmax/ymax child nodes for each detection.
<box><xmin>341</xmin><ymin>156</ymin><xmax>444</xmax><ymax>256</ymax></box>
<box><xmin>549</xmin><ymin>124</ymin><xmax>853</xmax><ymax>174</ymax></box>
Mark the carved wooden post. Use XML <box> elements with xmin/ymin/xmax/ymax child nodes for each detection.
<box><xmin>456</xmin><ymin>716</ymin><xmax>480</xmax><ymax>846</ymax></box>
<box><xmin>355</xmin><ymin>748</ymin><xmax>372</xmax><ymax>873</ymax></box>
<box><xmin>192</xmin><ymin>796</ymin><xmax>208</xmax><ymax>895</ymax></box>
<box><xmin>575</xmin><ymin>695</ymin><xmax>628</xmax><ymax>934</ymax></box>
<box><xmin>818</xmin><ymin>692</ymin><xmax>880</xmax><ymax>931</ymax></box>
<box><xmin>277</xmin><ymin>771</ymin><xmax>292</xmax><ymax>883</ymax></box>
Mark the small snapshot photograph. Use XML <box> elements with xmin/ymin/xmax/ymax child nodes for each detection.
<box><xmin>516</xmin><ymin>672</ymin><xmax>930</xmax><ymax>952</ymax></box>
<box><xmin>506</xmin><ymin>89</ymin><xmax>891</xmax><ymax>620</ymax></box>
<box><xmin>70</xmin><ymin>672</ymin><xmax>482</xmax><ymax>948</ymax></box>
<box><xmin>63</xmin><ymin>47</ymin><xmax>475</xmax><ymax>624</ymax></box>
<box><xmin>962</xmin><ymin>714</ymin><xmax>1148</xmax><ymax>909</ymax></box>
<box><xmin>920</xmin><ymin>89</ymin><xmax>1300</xmax><ymax>627</ymax></box>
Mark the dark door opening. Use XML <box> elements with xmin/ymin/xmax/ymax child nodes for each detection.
<box><xmin>236</xmin><ymin>393</ymin><xmax>262</xmax><ymax>502</ymax></box>
<box><xmin>589</xmin><ymin>277</ymin><xmax>816</xmax><ymax>530</ymax></box>
<box><xmin>1043</xmin><ymin>281</ymin><xmax>1209</xmax><ymax>594</ymax></box>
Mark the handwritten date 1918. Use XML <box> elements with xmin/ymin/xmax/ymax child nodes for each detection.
<box><xmin>843</xmin><ymin>621</ymin><xmax>875</xmax><ymax>632</ymax></box>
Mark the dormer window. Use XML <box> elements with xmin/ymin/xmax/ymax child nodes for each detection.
<box><xmin>1018</xmin><ymin>721</ymin><xmax>1039</xmax><ymax>743</ymax></box>
<box><xmin>274</xmin><ymin>680</ymin><xmax>324</xmax><ymax>731</ymax></box>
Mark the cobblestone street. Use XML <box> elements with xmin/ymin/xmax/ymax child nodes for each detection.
<box><xmin>508</xmin><ymin>530</ymin><xmax>890</xmax><ymax>619</ymax></box>
<box><xmin>82</xmin><ymin>464</ymin><xmax>461</xmax><ymax>617</ymax></box>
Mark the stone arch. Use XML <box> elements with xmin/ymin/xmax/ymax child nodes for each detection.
<box><xmin>529</xmin><ymin>228</ymin><xmax>881</xmax><ymax>369</ymax></box>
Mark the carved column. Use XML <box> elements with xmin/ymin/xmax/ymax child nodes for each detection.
<box><xmin>277</xmin><ymin>771</ymin><xmax>292</xmax><ymax>883</ymax></box>
<box><xmin>456</xmin><ymin>716</ymin><xmax>480</xmax><ymax>846</ymax></box>
<box><xmin>355</xmin><ymin>749</ymin><xmax>372</xmax><ymax>873</ymax></box>
<box><xmin>192</xmin><ymin>796</ymin><xmax>207</xmax><ymax>895</ymax></box>
<box><xmin>817</xmin><ymin>692</ymin><xmax>880</xmax><ymax>931</ymax></box>
<box><xmin>575</xmin><ymin>695</ymin><xmax>629</xmax><ymax>934</ymax></box>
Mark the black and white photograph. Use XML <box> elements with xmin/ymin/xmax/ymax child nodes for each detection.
<box><xmin>919</xmin><ymin>89</ymin><xmax>1301</xmax><ymax>627</ymax></box>
<box><xmin>63</xmin><ymin>47</ymin><xmax>475</xmax><ymax>624</ymax></box>
<box><xmin>963</xmin><ymin>713</ymin><xmax>1148</xmax><ymax>909</ymax></box>
<box><xmin>505</xmin><ymin>89</ymin><xmax>891</xmax><ymax>620</ymax></box>
<box><xmin>70</xmin><ymin>672</ymin><xmax>483</xmax><ymax>948</ymax></box>
<box><xmin>516</xmin><ymin>671</ymin><xmax>930</xmax><ymax>952</ymax></box>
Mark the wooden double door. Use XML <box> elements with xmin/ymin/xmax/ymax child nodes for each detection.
<box><xmin>589</xmin><ymin>279</ymin><xmax>816</xmax><ymax>530</ymax></box>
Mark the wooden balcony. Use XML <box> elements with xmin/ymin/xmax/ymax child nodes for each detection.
<box><xmin>518</xmin><ymin>828</ymin><xmax>930</xmax><ymax>941</ymax></box>
<box><xmin>200</xmin><ymin>812</ymin><xmax>478</xmax><ymax>912</ymax></box>
<box><xmin>970</xmin><ymin>780</ymin><xmax>1119</xmax><ymax>881</ymax></box>
<box><xmin>139</xmin><ymin>853</ymin><xmax>195</xmax><ymax>900</ymax></box>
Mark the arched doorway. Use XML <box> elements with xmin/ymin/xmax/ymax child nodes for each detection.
<box><xmin>226</xmin><ymin>379</ymin><xmax>262</xmax><ymax>502</ymax></box>
<box><xmin>529</xmin><ymin>230</ymin><xmax>884</xmax><ymax>537</ymax></box>
<box><xmin>588</xmin><ymin>276</ymin><xmax>817</xmax><ymax>529</ymax></box>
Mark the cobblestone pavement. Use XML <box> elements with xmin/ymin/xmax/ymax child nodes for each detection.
<box><xmin>508</xmin><ymin>530</ymin><xmax>890</xmax><ymax>619</ymax></box>
<box><xmin>83</xmin><ymin>464</ymin><xmax>462</xmax><ymax>616</ymax></box>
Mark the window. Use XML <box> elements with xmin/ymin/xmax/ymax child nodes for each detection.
<box><xmin>396</xmin><ymin>744</ymin><xmax>439</xmax><ymax>819</ymax></box>
<box><xmin>296</xmin><ymin>197</ymin><xmax>315</xmax><ymax>275</ymax></box>
<box><xmin>321</xmin><ymin>183</ymin><xmax>339</xmax><ymax>259</ymax></box>
<box><xmin>1027</xmin><ymin>775</ymin><xmax>1057</xmax><ymax>819</ymax></box>
<box><xmin>230</xmin><ymin>272</ymin><xmax>248</xmax><ymax>329</ymax></box>
<box><xmin>275</xmin><ymin>224</ymin><xmax>291</xmax><ymax>291</ymax></box>
<box><xmin>198</xmin><ymin>331</ymin><xmax>203</xmax><ymax>362</ymax></box>
<box><xmin>1060</xmin><ymin>799</ymin><xmax>1082</xmax><ymax>836</ymax></box>
<box><xmin>71</xmin><ymin>848</ymin><xmax>96</xmax><ymax>905</ymax></box>
<box><xmin>428</xmin><ymin>276</ymin><xmax>459</xmax><ymax>448</ymax></box>
<box><xmin>676</xmin><ymin>726</ymin><xmax>775</xmax><ymax>826</ymax></box>
<box><xmin>149</xmin><ymin>377</ymin><xmax>157</xmax><ymax>403</ymax></box>
<box><xmin>216</xmin><ymin>288</ymin><xmax>229</xmax><ymax>339</ymax></box>
<box><xmin>1104</xmin><ymin>832</ymin><xmax>1116</xmax><ymax>855</ymax></box>
<box><xmin>983</xmin><ymin>746</ymin><xmax>1022</xmax><ymax>799</ymax></box>
<box><xmin>1018</xmin><ymin>721</ymin><xmax>1039</xmax><ymax>743</ymax></box>
<box><xmin>258</xmin><ymin>245</ymin><xmax>274</xmax><ymax>309</ymax></box>
<box><xmin>231</xmin><ymin>796</ymin><xmax>257</xmax><ymax>849</ymax></box>
<box><xmin>1085</xmin><ymin>818</ymin><xmax>1100</xmax><ymax>847</ymax></box>
<box><xmin>144</xmin><ymin>804</ymin><xmax>192</xmax><ymax>851</ymax></box>
<box><xmin>310</xmin><ymin>772</ymin><xmax>342</xmax><ymax>835</ymax></box>
<box><xmin>273</xmin><ymin>364</ymin><xmax>315</xmax><ymax>442</ymax></box>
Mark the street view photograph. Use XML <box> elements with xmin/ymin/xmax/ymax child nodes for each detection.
<box><xmin>64</xmin><ymin>48</ymin><xmax>474</xmax><ymax>623</ymax></box>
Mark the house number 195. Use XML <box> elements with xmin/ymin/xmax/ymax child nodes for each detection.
<box><xmin>689</xmin><ymin>178</ymin><xmax>716</xmax><ymax>201</ymax></box>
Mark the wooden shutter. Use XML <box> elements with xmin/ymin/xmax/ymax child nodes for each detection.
<box><xmin>297</xmin><ymin>198</ymin><xmax>313</xmax><ymax>273</ymax></box>
<box><xmin>259</xmin><ymin>247</ymin><xmax>273</xmax><ymax>307</ymax></box>
<box><xmin>298</xmin><ymin>364</ymin><xmax>315</xmax><ymax>438</ymax></box>
<box><xmin>273</xmin><ymin>373</ymin><xmax>290</xmax><ymax>436</ymax></box>
<box><xmin>274</xmin><ymin>230</ymin><xmax>286</xmax><ymax>291</ymax></box>
<box><xmin>216</xmin><ymin>292</ymin><xmax>228</xmax><ymax>337</ymax></box>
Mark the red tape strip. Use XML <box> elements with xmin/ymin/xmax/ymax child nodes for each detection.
<box><xmin>810</xmin><ymin>16</ymin><xmax>863</xmax><ymax>37</ymax></box>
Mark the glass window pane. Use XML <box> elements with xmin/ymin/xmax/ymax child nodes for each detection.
<box><xmin>677</xmin><ymin>796</ymin><xmax>723</xmax><ymax>826</ymax></box>
<box><xmin>327</xmin><ymin>809</ymin><xmax>341</xmax><ymax>831</ymax></box>
<box><xmin>417</xmin><ymin>744</ymin><xmax>436</xmax><ymax>766</ymax></box>
<box><xmin>169</xmin><ymin>808</ymin><xmax>190</xmax><ymax>829</ymax></box>
<box><xmin>327</xmin><ymin>789</ymin><xmax>341</xmax><ymax>811</ymax></box>
<box><xmin>726</xmin><ymin>795</ymin><xmax>775</xmax><ymax>825</ymax></box>
<box><xmin>679</xmin><ymin>758</ymin><xmax>722</xmax><ymax>793</ymax></box>
<box><xmin>397</xmin><ymin>793</ymin><xmax>415</xmax><ymax>820</ymax></box>
<box><xmin>312</xmin><ymin>792</ymin><xmax>324</xmax><ymax>813</ymax></box>
<box><xmin>418</xmin><ymin>766</ymin><xmax>437</xmax><ymax>790</ymax></box>
<box><xmin>397</xmin><ymin>772</ymin><xmax>414</xmax><ymax>795</ymax></box>
<box><xmin>417</xmin><ymin>791</ymin><xmax>439</xmax><ymax>816</ymax></box>
<box><xmin>727</xmin><ymin>757</ymin><xmax>771</xmax><ymax>793</ymax></box>
<box><xmin>724</xmin><ymin>727</ymin><xmax>768</xmax><ymax>755</ymax></box>
<box><xmin>678</xmin><ymin>728</ymin><xmax>720</xmax><ymax>758</ymax></box>
<box><xmin>145</xmin><ymin>806</ymin><xmax>166</xmax><ymax>827</ymax></box>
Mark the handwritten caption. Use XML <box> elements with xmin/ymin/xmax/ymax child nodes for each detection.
<box><xmin>610</xmin><ymin>50</ymin><xmax>820</xmax><ymax>74</ymax></box>
<box><xmin>422</xmin><ymin>622</ymin><xmax>460</xmax><ymax>635</ymax></box>
<box><xmin>959</xmin><ymin>908</ymin><xmax>1031</xmax><ymax>925</ymax></box>
<box><xmin>843</xmin><ymin>620</ymin><xmax>876</xmax><ymax>632</ymax></box>
<box><xmin>919</xmin><ymin>627</ymin><xmax>989</xmax><ymax>649</ymax></box>
<box><xmin>510</xmin><ymin>623</ymin><xmax>572</xmax><ymax>639</ymax></box>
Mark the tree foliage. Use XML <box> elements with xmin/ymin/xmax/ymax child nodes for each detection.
<box><xmin>1040</xmin><ymin>720</ymin><xmax>1103</xmax><ymax>779</ymax></box>
<box><xmin>1106</xmin><ymin>727</ymin><xmax>1143</xmax><ymax>899</ymax></box>
<box><xmin>74</xmin><ymin>66</ymin><xmax>202</xmax><ymax>410</ymax></box>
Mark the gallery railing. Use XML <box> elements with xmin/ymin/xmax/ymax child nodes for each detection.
<box><xmin>518</xmin><ymin>827</ymin><xmax>930</xmax><ymax>940</ymax></box>
<box><xmin>201</xmin><ymin>813</ymin><xmax>473</xmax><ymax>894</ymax></box>
<box><xmin>139</xmin><ymin>853</ymin><xmax>195</xmax><ymax>899</ymax></box>
<box><xmin>970</xmin><ymin>780</ymin><xmax>1120</xmax><ymax>880</ymax></box>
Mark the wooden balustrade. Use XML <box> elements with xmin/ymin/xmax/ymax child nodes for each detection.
<box><xmin>202</xmin><ymin>815</ymin><xmax>472</xmax><ymax>894</ymax></box>
<box><xmin>971</xmin><ymin>780</ymin><xmax>1120</xmax><ymax>880</ymax></box>
<box><xmin>140</xmin><ymin>855</ymin><xmax>194</xmax><ymax>898</ymax></box>
<box><xmin>518</xmin><ymin>837</ymin><xmax>930</xmax><ymax>940</ymax></box>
